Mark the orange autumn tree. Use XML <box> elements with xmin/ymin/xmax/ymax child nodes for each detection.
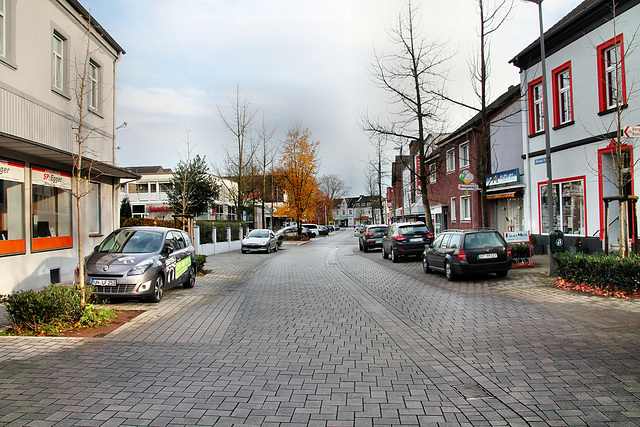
<box><xmin>274</xmin><ymin>127</ymin><xmax>321</xmax><ymax>235</ymax></box>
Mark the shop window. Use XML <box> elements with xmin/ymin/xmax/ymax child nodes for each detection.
<box><xmin>539</xmin><ymin>177</ymin><xmax>585</xmax><ymax>234</ymax></box>
<box><xmin>87</xmin><ymin>182</ymin><xmax>101</xmax><ymax>235</ymax></box>
<box><xmin>0</xmin><ymin>159</ymin><xmax>25</xmax><ymax>255</ymax></box>
<box><xmin>31</xmin><ymin>167</ymin><xmax>72</xmax><ymax>251</ymax></box>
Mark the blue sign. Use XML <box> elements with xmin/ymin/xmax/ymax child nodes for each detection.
<box><xmin>486</xmin><ymin>168</ymin><xmax>520</xmax><ymax>186</ymax></box>
<box><xmin>534</xmin><ymin>158</ymin><xmax>546</xmax><ymax>165</ymax></box>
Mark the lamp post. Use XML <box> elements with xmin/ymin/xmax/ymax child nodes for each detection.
<box><xmin>524</xmin><ymin>0</ymin><xmax>554</xmax><ymax>276</ymax></box>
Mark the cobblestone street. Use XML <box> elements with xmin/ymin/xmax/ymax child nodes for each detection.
<box><xmin>1</xmin><ymin>231</ymin><xmax>640</xmax><ymax>426</ymax></box>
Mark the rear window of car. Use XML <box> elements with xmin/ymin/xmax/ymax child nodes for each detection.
<box><xmin>464</xmin><ymin>232</ymin><xmax>504</xmax><ymax>249</ymax></box>
<box><xmin>398</xmin><ymin>225</ymin><xmax>427</xmax><ymax>235</ymax></box>
<box><xmin>369</xmin><ymin>227</ymin><xmax>388</xmax><ymax>233</ymax></box>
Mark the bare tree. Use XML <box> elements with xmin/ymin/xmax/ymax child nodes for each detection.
<box><xmin>217</xmin><ymin>85</ymin><xmax>258</xmax><ymax>224</ymax></box>
<box><xmin>256</xmin><ymin>113</ymin><xmax>277</xmax><ymax>228</ymax></box>
<box><xmin>363</xmin><ymin>0</ymin><xmax>449</xmax><ymax>233</ymax></box>
<box><xmin>364</xmin><ymin>136</ymin><xmax>389</xmax><ymax>223</ymax></box>
<box><xmin>318</xmin><ymin>174</ymin><xmax>350</xmax><ymax>201</ymax></box>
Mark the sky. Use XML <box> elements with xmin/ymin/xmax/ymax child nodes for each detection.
<box><xmin>81</xmin><ymin>0</ymin><xmax>581</xmax><ymax>196</ymax></box>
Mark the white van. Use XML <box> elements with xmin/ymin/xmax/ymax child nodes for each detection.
<box><xmin>302</xmin><ymin>224</ymin><xmax>319</xmax><ymax>237</ymax></box>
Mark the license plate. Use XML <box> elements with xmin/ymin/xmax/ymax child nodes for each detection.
<box><xmin>410</xmin><ymin>238</ymin><xmax>423</xmax><ymax>242</ymax></box>
<box><xmin>92</xmin><ymin>279</ymin><xmax>117</xmax><ymax>286</ymax></box>
<box><xmin>478</xmin><ymin>253</ymin><xmax>498</xmax><ymax>259</ymax></box>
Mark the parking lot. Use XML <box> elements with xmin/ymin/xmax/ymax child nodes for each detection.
<box><xmin>1</xmin><ymin>230</ymin><xmax>640</xmax><ymax>426</ymax></box>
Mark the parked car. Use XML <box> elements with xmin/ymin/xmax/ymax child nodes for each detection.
<box><xmin>302</xmin><ymin>223</ymin><xmax>320</xmax><ymax>237</ymax></box>
<box><xmin>359</xmin><ymin>224</ymin><xmax>388</xmax><ymax>252</ymax></box>
<box><xmin>242</xmin><ymin>229</ymin><xmax>278</xmax><ymax>254</ymax></box>
<box><xmin>422</xmin><ymin>229</ymin><xmax>512</xmax><ymax>281</ymax></box>
<box><xmin>77</xmin><ymin>226</ymin><xmax>196</xmax><ymax>303</ymax></box>
<box><xmin>276</xmin><ymin>226</ymin><xmax>312</xmax><ymax>239</ymax></box>
<box><xmin>381</xmin><ymin>222</ymin><xmax>434</xmax><ymax>263</ymax></box>
<box><xmin>318</xmin><ymin>225</ymin><xmax>330</xmax><ymax>235</ymax></box>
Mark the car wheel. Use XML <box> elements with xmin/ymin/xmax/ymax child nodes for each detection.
<box><xmin>359</xmin><ymin>241</ymin><xmax>363</xmax><ymax>251</ymax></box>
<box><xmin>391</xmin><ymin>249</ymin><xmax>399</xmax><ymax>263</ymax></box>
<box><xmin>266</xmin><ymin>244</ymin><xmax>271</xmax><ymax>254</ymax></box>
<box><xmin>445</xmin><ymin>261</ymin><xmax>456</xmax><ymax>281</ymax></box>
<box><xmin>241</xmin><ymin>249</ymin><xmax>248</xmax><ymax>254</ymax></box>
<box><xmin>274</xmin><ymin>242</ymin><xmax>278</xmax><ymax>252</ymax></box>
<box><xmin>183</xmin><ymin>265</ymin><xmax>196</xmax><ymax>289</ymax></box>
<box><xmin>422</xmin><ymin>256</ymin><xmax>431</xmax><ymax>273</ymax></box>
<box><xmin>496</xmin><ymin>270</ymin><xmax>508</xmax><ymax>278</ymax></box>
<box><xmin>363</xmin><ymin>244</ymin><xmax>368</xmax><ymax>253</ymax></box>
<box><xmin>147</xmin><ymin>275</ymin><xmax>164</xmax><ymax>303</ymax></box>
<box><xmin>382</xmin><ymin>246</ymin><xmax>389</xmax><ymax>259</ymax></box>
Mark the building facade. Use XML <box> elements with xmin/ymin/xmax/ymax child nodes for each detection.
<box><xmin>510</xmin><ymin>0</ymin><xmax>639</xmax><ymax>251</ymax></box>
<box><xmin>0</xmin><ymin>0</ymin><xmax>135</xmax><ymax>294</ymax></box>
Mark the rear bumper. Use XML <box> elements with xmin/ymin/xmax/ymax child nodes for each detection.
<box><xmin>454</xmin><ymin>259</ymin><xmax>513</xmax><ymax>275</ymax></box>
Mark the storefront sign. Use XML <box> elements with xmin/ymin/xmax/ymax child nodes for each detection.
<box><xmin>504</xmin><ymin>230</ymin><xmax>530</xmax><ymax>244</ymax></box>
<box><xmin>458</xmin><ymin>171</ymin><xmax>479</xmax><ymax>191</ymax></box>
<box><xmin>487</xmin><ymin>168</ymin><xmax>519</xmax><ymax>186</ymax></box>
<box><xmin>0</xmin><ymin>160</ymin><xmax>25</xmax><ymax>183</ymax></box>
<box><xmin>31</xmin><ymin>167</ymin><xmax>72</xmax><ymax>190</ymax></box>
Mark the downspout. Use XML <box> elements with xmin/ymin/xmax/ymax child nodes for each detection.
<box><xmin>112</xmin><ymin>50</ymin><xmax>123</xmax><ymax>231</ymax></box>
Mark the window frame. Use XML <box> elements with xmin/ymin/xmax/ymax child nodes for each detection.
<box><xmin>460</xmin><ymin>195</ymin><xmax>471</xmax><ymax>221</ymax></box>
<box><xmin>51</xmin><ymin>29</ymin><xmax>70</xmax><ymax>98</ymax></box>
<box><xmin>429</xmin><ymin>162</ymin><xmax>436</xmax><ymax>184</ymax></box>
<box><xmin>527</xmin><ymin>76</ymin><xmax>544</xmax><ymax>135</ymax></box>
<box><xmin>31</xmin><ymin>166</ymin><xmax>73</xmax><ymax>252</ymax></box>
<box><xmin>0</xmin><ymin>0</ymin><xmax>5</xmax><ymax>58</ymax></box>
<box><xmin>552</xmin><ymin>61</ymin><xmax>574</xmax><ymax>127</ymax></box>
<box><xmin>450</xmin><ymin>197</ymin><xmax>456</xmax><ymax>221</ymax></box>
<box><xmin>88</xmin><ymin>60</ymin><xmax>100</xmax><ymax>112</ymax></box>
<box><xmin>0</xmin><ymin>158</ymin><xmax>26</xmax><ymax>255</ymax></box>
<box><xmin>597</xmin><ymin>35</ymin><xmax>626</xmax><ymax>113</ymax></box>
<box><xmin>446</xmin><ymin>148</ymin><xmax>456</xmax><ymax>173</ymax></box>
<box><xmin>459</xmin><ymin>142</ymin><xmax>470</xmax><ymax>169</ymax></box>
<box><xmin>538</xmin><ymin>176</ymin><xmax>586</xmax><ymax>235</ymax></box>
<box><xmin>88</xmin><ymin>181</ymin><xmax>101</xmax><ymax>236</ymax></box>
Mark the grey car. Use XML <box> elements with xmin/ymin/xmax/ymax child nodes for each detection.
<box><xmin>78</xmin><ymin>226</ymin><xmax>196</xmax><ymax>303</ymax></box>
<box><xmin>241</xmin><ymin>229</ymin><xmax>278</xmax><ymax>253</ymax></box>
<box><xmin>359</xmin><ymin>224</ymin><xmax>388</xmax><ymax>252</ymax></box>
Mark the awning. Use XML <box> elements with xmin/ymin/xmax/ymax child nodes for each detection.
<box><xmin>0</xmin><ymin>133</ymin><xmax>140</xmax><ymax>180</ymax></box>
<box><xmin>487</xmin><ymin>192</ymin><xmax>516</xmax><ymax>200</ymax></box>
<box><xmin>486</xmin><ymin>183</ymin><xmax>525</xmax><ymax>194</ymax></box>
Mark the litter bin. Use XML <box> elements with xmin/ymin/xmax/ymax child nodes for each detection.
<box><xmin>550</xmin><ymin>229</ymin><xmax>565</xmax><ymax>252</ymax></box>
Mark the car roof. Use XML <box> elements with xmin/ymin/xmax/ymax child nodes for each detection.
<box><xmin>119</xmin><ymin>226</ymin><xmax>179</xmax><ymax>233</ymax></box>
<box><xmin>442</xmin><ymin>228</ymin><xmax>498</xmax><ymax>234</ymax></box>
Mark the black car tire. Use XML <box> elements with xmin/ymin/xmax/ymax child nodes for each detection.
<box><xmin>266</xmin><ymin>244</ymin><xmax>271</xmax><ymax>254</ymax></box>
<box><xmin>183</xmin><ymin>265</ymin><xmax>195</xmax><ymax>289</ymax></box>
<box><xmin>445</xmin><ymin>261</ymin><xmax>456</xmax><ymax>281</ymax></box>
<box><xmin>382</xmin><ymin>246</ymin><xmax>389</xmax><ymax>259</ymax></box>
<box><xmin>274</xmin><ymin>243</ymin><xmax>278</xmax><ymax>252</ymax></box>
<box><xmin>148</xmin><ymin>275</ymin><xmax>164</xmax><ymax>303</ymax></box>
<box><xmin>422</xmin><ymin>256</ymin><xmax>431</xmax><ymax>273</ymax></box>
<box><xmin>359</xmin><ymin>241</ymin><xmax>363</xmax><ymax>251</ymax></box>
<box><xmin>363</xmin><ymin>244</ymin><xmax>368</xmax><ymax>253</ymax></box>
<box><xmin>241</xmin><ymin>249</ymin><xmax>248</xmax><ymax>254</ymax></box>
<box><xmin>496</xmin><ymin>270</ymin><xmax>508</xmax><ymax>278</ymax></box>
<box><xmin>391</xmin><ymin>249</ymin><xmax>399</xmax><ymax>263</ymax></box>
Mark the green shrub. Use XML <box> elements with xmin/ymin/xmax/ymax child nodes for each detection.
<box><xmin>0</xmin><ymin>284</ymin><xmax>115</xmax><ymax>336</ymax></box>
<box><xmin>553</xmin><ymin>252</ymin><xmax>640</xmax><ymax>293</ymax></box>
<box><xmin>509</xmin><ymin>243</ymin><xmax>530</xmax><ymax>259</ymax></box>
<box><xmin>195</xmin><ymin>255</ymin><xmax>207</xmax><ymax>274</ymax></box>
<box><xmin>196</xmin><ymin>221</ymin><xmax>213</xmax><ymax>244</ymax></box>
<box><xmin>213</xmin><ymin>221</ymin><xmax>247</xmax><ymax>242</ymax></box>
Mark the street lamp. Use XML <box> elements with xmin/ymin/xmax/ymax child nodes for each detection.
<box><xmin>524</xmin><ymin>0</ymin><xmax>554</xmax><ymax>275</ymax></box>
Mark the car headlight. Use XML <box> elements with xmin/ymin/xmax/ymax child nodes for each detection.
<box><xmin>127</xmin><ymin>259</ymin><xmax>154</xmax><ymax>276</ymax></box>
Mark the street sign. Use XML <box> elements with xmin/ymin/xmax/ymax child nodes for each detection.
<box><xmin>624</xmin><ymin>126</ymin><xmax>640</xmax><ymax>138</ymax></box>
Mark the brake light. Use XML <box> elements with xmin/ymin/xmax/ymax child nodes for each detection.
<box><xmin>365</xmin><ymin>232</ymin><xmax>373</xmax><ymax>237</ymax></box>
<box><xmin>426</xmin><ymin>232</ymin><xmax>434</xmax><ymax>239</ymax></box>
<box><xmin>507</xmin><ymin>246</ymin><xmax>512</xmax><ymax>257</ymax></box>
<box><xmin>457</xmin><ymin>250</ymin><xmax>467</xmax><ymax>261</ymax></box>
<box><xmin>393</xmin><ymin>235</ymin><xmax>406</xmax><ymax>241</ymax></box>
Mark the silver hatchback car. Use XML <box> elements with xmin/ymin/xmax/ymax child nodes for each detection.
<box><xmin>78</xmin><ymin>226</ymin><xmax>196</xmax><ymax>303</ymax></box>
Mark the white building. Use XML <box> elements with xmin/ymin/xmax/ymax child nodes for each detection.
<box><xmin>0</xmin><ymin>0</ymin><xmax>135</xmax><ymax>293</ymax></box>
<box><xmin>510</xmin><ymin>0</ymin><xmax>640</xmax><ymax>252</ymax></box>
<box><xmin>121</xmin><ymin>166</ymin><xmax>239</xmax><ymax>221</ymax></box>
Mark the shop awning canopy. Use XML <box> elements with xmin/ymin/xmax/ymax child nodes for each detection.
<box><xmin>0</xmin><ymin>133</ymin><xmax>140</xmax><ymax>180</ymax></box>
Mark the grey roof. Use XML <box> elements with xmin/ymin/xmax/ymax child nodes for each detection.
<box><xmin>124</xmin><ymin>166</ymin><xmax>173</xmax><ymax>174</ymax></box>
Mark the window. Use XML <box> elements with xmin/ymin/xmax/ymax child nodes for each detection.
<box><xmin>137</xmin><ymin>183</ymin><xmax>148</xmax><ymax>193</ymax></box>
<box><xmin>552</xmin><ymin>62</ymin><xmax>573</xmax><ymax>127</ymax></box>
<box><xmin>446</xmin><ymin>149</ymin><xmax>455</xmax><ymax>172</ymax></box>
<box><xmin>0</xmin><ymin>0</ymin><xmax>5</xmax><ymax>58</ymax></box>
<box><xmin>31</xmin><ymin>167</ymin><xmax>72</xmax><ymax>251</ymax></box>
<box><xmin>539</xmin><ymin>178</ymin><xmax>585</xmax><ymax>235</ymax></box>
<box><xmin>429</xmin><ymin>163</ymin><xmax>436</xmax><ymax>183</ymax></box>
<box><xmin>88</xmin><ymin>60</ymin><xmax>100</xmax><ymax>111</ymax></box>
<box><xmin>460</xmin><ymin>196</ymin><xmax>471</xmax><ymax>221</ymax></box>
<box><xmin>150</xmin><ymin>183</ymin><xmax>157</xmax><ymax>193</ymax></box>
<box><xmin>87</xmin><ymin>182</ymin><xmax>101</xmax><ymax>235</ymax></box>
<box><xmin>52</xmin><ymin>31</ymin><xmax>66</xmax><ymax>92</ymax></box>
<box><xmin>450</xmin><ymin>198</ymin><xmax>456</xmax><ymax>221</ymax></box>
<box><xmin>527</xmin><ymin>77</ymin><xmax>544</xmax><ymax>134</ymax></box>
<box><xmin>597</xmin><ymin>35</ymin><xmax>626</xmax><ymax>112</ymax></box>
<box><xmin>459</xmin><ymin>142</ymin><xmax>469</xmax><ymax>169</ymax></box>
<box><xmin>0</xmin><ymin>159</ymin><xmax>25</xmax><ymax>255</ymax></box>
<box><xmin>160</xmin><ymin>182</ymin><xmax>172</xmax><ymax>193</ymax></box>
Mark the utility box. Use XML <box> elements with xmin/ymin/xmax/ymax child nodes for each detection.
<box><xmin>550</xmin><ymin>230</ymin><xmax>565</xmax><ymax>252</ymax></box>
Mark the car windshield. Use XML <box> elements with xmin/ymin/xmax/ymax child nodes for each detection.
<box><xmin>248</xmin><ymin>230</ymin><xmax>269</xmax><ymax>238</ymax></box>
<box><xmin>98</xmin><ymin>229</ymin><xmax>164</xmax><ymax>254</ymax></box>
<box><xmin>398</xmin><ymin>225</ymin><xmax>427</xmax><ymax>235</ymax></box>
<box><xmin>464</xmin><ymin>232</ymin><xmax>504</xmax><ymax>249</ymax></box>
<box><xmin>370</xmin><ymin>227</ymin><xmax>388</xmax><ymax>233</ymax></box>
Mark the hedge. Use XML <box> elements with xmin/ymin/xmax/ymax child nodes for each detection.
<box><xmin>509</xmin><ymin>243</ymin><xmax>530</xmax><ymax>259</ymax></box>
<box><xmin>553</xmin><ymin>252</ymin><xmax>640</xmax><ymax>293</ymax></box>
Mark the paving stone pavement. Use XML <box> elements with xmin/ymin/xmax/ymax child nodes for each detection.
<box><xmin>1</xmin><ymin>233</ymin><xmax>639</xmax><ymax>426</ymax></box>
